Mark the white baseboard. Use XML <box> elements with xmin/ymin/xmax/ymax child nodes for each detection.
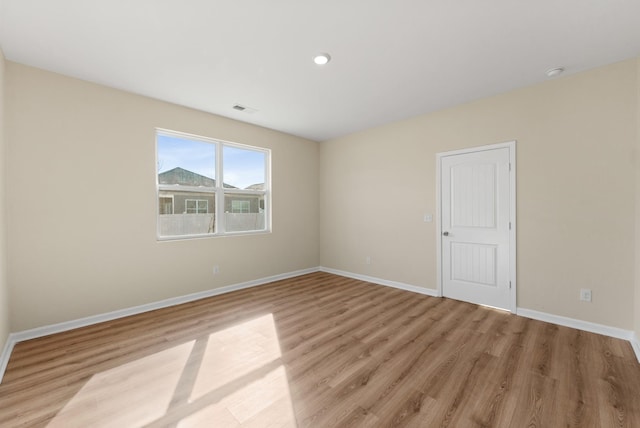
<box><xmin>0</xmin><ymin>333</ymin><xmax>17</xmax><ymax>385</ymax></box>
<box><xmin>319</xmin><ymin>266</ymin><xmax>440</xmax><ymax>297</ymax></box>
<box><xmin>3</xmin><ymin>267</ymin><xmax>639</xmax><ymax>384</ymax></box>
<box><xmin>0</xmin><ymin>266</ymin><xmax>319</xmax><ymax>384</ymax></box>
<box><xmin>632</xmin><ymin>333</ymin><xmax>640</xmax><ymax>363</ymax></box>
<box><xmin>317</xmin><ymin>270</ymin><xmax>639</xmax><ymax>364</ymax></box>
<box><xmin>517</xmin><ymin>308</ymin><xmax>639</xmax><ymax>358</ymax></box>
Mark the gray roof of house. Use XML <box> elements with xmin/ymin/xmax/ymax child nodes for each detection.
<box><xmin>158</xmin><ymin>167</ymin><xmax>236</xmax><ymax>188</ymax></box>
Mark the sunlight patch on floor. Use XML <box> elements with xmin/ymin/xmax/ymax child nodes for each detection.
<box><xmin>190</xmin><ymin>314</ymin><xmax>283</xmax><ymax>401</ymax></box>
<box><xmin>46</xmin><ymin>314</ymin><xmax>297</xmax><ymax>427</ymax></box>
<box><xmin>187</xmin><ymin>313</ymin><xmax>296</xmax><ymax>425</ymax></box>
<box><xmin>179</xmin><ymin>365</ymin><xmax>296</xmax><ymax>427</ymax></box>
<box><xmin>48</xmin><ymin>341</ymin><xmax>195</xmax><ymax>428</ymax></box>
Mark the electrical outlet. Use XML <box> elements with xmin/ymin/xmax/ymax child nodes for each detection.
<box><xmin>213</xmin><ymin>265</ymin><xmax>220</xmax><ymax>275</ymax></box>
<box><xmin>580</xmin><ymin>288</ymin><xmax>592</xmax><ymax>302</ymax></box>
<box><xmin>365</xmin><ymin>256</ymin><xmax>371</xmax><ymax>265</ymax></box>
<box><xmin>423</xmin><ymin>214</ymin><xmax>433</xmax><ymax>223</ymax></box>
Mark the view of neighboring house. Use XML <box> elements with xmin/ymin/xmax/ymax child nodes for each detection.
<box><xmin>158</xmin><ymin>167</ymin><xmax>217</xmax><ymax>216</ymax></box>
<box><xmin>157</xmin><ymin>167</ymin><xmax>266</xmax><ymax>236</ymax></box>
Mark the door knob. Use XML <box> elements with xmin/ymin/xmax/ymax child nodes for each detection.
<box><xmin>443</xmin><ymin>231</ymin><xmax>449</xmax><ymax>236</ymax></box>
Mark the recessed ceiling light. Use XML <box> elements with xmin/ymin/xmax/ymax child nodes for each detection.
<box><xmin>546</xmin><ymin>67</ymin><xmax>565</xmax><ymax>78</ymax></box>
<box><xmin>313</xmin><ymin>53</ymin><xmax>331</xmax><ymax>65</ymax></box>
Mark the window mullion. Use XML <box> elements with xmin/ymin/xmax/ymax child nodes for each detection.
<box><xmin>264</xmin><ymin>146</ymin><xmax>271</xmax><ymax>231</ymax></box>
<box><xmin>215</xmin><ymin>142</ymin><xmax>225</xmax><ymax>234</ymax></box>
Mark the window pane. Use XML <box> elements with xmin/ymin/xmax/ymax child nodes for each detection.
<box><xmin>224</xmin><ymin>193</ymin><xmax>265</xmax><ymax>232</ymax></box>
<box><xmin>223</xmin><ymin>146</ymin><xmax>266</xmax><ymax>190</ymax></box>
<box><xmin>157</xmin><ymin>134</ymin><xmax>216</xmax><ymax>187</ymax></box>
<box><xmin>158</xmin><ymin>191</ymin><xmax>216</xmax><ymax>236</ymax></box>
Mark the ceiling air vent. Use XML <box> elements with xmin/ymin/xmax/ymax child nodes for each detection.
<box><xmin>232</xmin><ymin>104</ymin><xmax>258</xmax><ymax>114</ymax></box>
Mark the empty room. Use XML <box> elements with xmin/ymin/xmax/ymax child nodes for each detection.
<box><xmin>0</xmin><ymin>1</ymin><xmax>640</xmax><ymax>427</ymax></box>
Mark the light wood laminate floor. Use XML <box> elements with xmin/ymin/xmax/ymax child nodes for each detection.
<box><xmin>0</xmin><ymin>272</ymin><xmax>639</xmax><ymax>427</ymax></box>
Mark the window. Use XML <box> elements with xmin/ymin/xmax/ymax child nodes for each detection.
<box><xmin>159</xmin><ymin>196</ymin><xmax>174</xmax><ymax>215</ymax></box>
<box><xmin>231</xmin><ymin>200</ymin><xmax>250</xmax><ymax>213</ymax></box>
<box><xmin>156</xmin><ymin>129</ymin><xmax>270</xmax><ymax>239</ymax></box>
<box><xmin>185</xmin><ymin>199</ymin><xmax>208</xmax><ymax>214</ymax></box>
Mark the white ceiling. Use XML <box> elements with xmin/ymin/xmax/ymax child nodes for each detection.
<box><xmin>1</xmin><ymin>1</ymin><xmax>640</xmax><ymax>142</ymax></box>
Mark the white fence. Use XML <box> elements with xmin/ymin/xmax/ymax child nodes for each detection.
<box><xmin>159</xmin><ymin>213</ymin><xmax>265</xmax><ymax>236</ymax></box>
<box><xmin>225</xmin><ymin>213</ymin><xmax>265</xmax><ymax>232</ymax></box>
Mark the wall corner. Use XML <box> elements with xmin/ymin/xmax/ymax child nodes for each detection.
<box><xmin>634</xmin><ymin>56</ymin><xmax>640</xmax><ymax>352</ymax></box>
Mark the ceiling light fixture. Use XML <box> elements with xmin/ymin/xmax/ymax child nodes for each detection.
<box><xmin>546</xmin><ymin>67</ymin><xmax>565</xmax><ymax>78</ymax></box>
<box><xmin>313</xmin><ymin>53</ymin><xmax>331</xmax><ymax>65</ymax></box>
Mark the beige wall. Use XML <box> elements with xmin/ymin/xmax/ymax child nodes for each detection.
<box><xmin>0</xmin><ymin>50</ymin><xmax>9</xmax><ymax>348</ymax></box>
<box><xmin>3</xmin><ymin>57</ymin><xmax>640</xmax><ymax>335</ymax></box>
<box><xmin>636</xmin><ymin>57</ymin><xmax>640</xmax><ymax>341</ymax></box>
<box><xmin>5</xmin><ymin>63</ymin><xmax>319</xmax><ymax>331</ymax></box>
<box><xmin>320</xmin><ymin>59</ymin><xmax>638</xmax><ymax>329</ymax></box>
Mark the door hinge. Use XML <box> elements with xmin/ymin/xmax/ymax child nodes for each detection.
<box><xmin>509</xmin><ymin>281</ymin><xmax>512</xmax><ymax>289</ymax></box>
<box><xmin>509</xmin><ymin>163</ymin><xmax>512</xmax><ymax>171</ymax></box>
<box><xmin>509</xmin><ymin>221</ymin><xmax>512</xmax><ymax>230</ymax></box>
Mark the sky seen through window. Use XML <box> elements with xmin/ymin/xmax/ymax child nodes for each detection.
<box><xmin>157</xmin><ymin>134</ymin><xmax>266</xmax><ymax>189</ymax></box>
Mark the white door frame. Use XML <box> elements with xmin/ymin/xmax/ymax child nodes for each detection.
<box><xmin>436</xmin><ymin>141</ymin><xmax>517</xmax><ymax>313</ymax></box>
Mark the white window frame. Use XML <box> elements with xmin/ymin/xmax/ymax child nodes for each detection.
<box><xmin>156</xmin><ymin>128</ymin><xmax>271</xmax><ymax>240</ymax></box>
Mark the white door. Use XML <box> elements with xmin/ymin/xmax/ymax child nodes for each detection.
<box><xmin>439</xmin><ymin>144</ymin><xmax>515</xmax><ymax>311</ymax></box>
